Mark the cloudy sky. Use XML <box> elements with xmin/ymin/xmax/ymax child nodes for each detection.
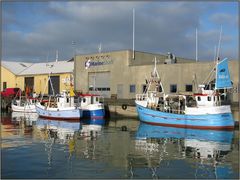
<box><xmin>2</xmin><ymin>1</ymin><xmax>239</xmax><ymax>62</ymax></box>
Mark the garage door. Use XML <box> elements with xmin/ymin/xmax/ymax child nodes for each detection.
<box><xmin>48</xmin><ymin>76</ymin><xmax>60</xmax><ymax>95</ymax></box>
<box><xmin>25</xmin><ymin>77</ymin><xmax>34</xmax><ymax>94</ymax></box>
<box><xmin>88</xmin><ymin>72</ymin><xmax>110</xmax><ymax>97</ymax></box>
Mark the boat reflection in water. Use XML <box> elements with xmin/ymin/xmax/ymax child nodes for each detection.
<box><xmin>77</xmin><ymin>119</ymin><xmax>105</xmax><ymax>139</ymax></box>
<box><xmin>9</xmin><ymin>112</ymin><xmax>39</xmax><ymax>137</ymax></box>
<box><xmin>135</xmin><ymin>122</ymin><xmax>234</xmax><ymax>179</ymax></box>
<box><xmin>72</xmin><ymin>119</ymin><xmax>105</xmax><ymax>161</ymax></box>
<box><xmin>12</xmin><ymin>111</ymin><xmax>38</xmax><ymax>126</ymax></box>
<box><xmin>35</xmin><ymin>118</ymin><xmax>80</xmax><ymax>144</ymax></box>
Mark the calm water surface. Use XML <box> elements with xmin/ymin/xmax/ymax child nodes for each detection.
<box><xmin>1</xmin><ymin>112</ymin><xmax>239</xmax><ymax>179</ymax></box>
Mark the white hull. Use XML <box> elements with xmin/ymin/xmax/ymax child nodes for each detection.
<box><xmin>11</xmin><ymin>103</ymin><xmax>36</xmax><ymax>113</ymax></box>
<box><xmin>35</xmin><ymin>103</ymin><xmax>81</xmax><ymax>120</ymax></box>
<box><xmin>185</xmin><ymin>105</ymin><xmax>231</xmax><ymax>115</ymax></box>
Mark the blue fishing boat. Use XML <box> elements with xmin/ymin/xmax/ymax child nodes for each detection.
<box><xmin>79</xmin><ymin>94</ymin><xmax>105</xmax><ymax>119</ymax></box>
<box><xmin>135</xmin><ymin>58</ymin><xmax>234</xmax><ymax>130</ymax></box>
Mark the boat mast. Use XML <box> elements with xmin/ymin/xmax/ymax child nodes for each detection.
<box><xmin>196</xmin><ymin>28</ymin><xmax>198</xmax><ymax>62</ymax></box>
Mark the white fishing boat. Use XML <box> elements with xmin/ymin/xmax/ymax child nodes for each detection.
<box><xmin>35</xmin><ymin>90</ymin><xmax>82</xmax><ymax>120</ymax></box>
<box><xmin>11</xmin><ymin>96</ymin><xmax>38</xmax><ymax>113</ymax></box>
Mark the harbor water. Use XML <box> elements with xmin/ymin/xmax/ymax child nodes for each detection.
<box><xmin>1</xmin><ymin>112</ymin><xmax>239</xmax><ymax>179</ymax></box>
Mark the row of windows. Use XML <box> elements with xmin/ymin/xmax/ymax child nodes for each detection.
<box><xmin>88</xmin><ymin>84</ymin><xmax>193</xmax><ymax>93</ymax></box>
<box><xmin>129</xmin><ymin>84</ymin><xmax>193</xmax><ymax>93</ymax></box>
<box><xmin>89</xmin><ymin>87</ymin><xmax>110</xmax><ymax>91</ymax></box>
<box><xmin>197</xmin><ymin>96</ymin><xmax>224</xmax><ymax>102</ymax></box>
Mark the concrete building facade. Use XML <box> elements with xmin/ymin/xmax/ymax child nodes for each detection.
<box><xmin>74</xmin><ymin>50</ymin><xmax>239</xmax><ymax>103</ymax></box>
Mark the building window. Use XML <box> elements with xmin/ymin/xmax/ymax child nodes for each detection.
<box><xmin>170</xmin><ymin>84</ymin><xmax>177</xmax><ymax>93</ymax></box>
<box><xmin>185</xmin><ymin>84</ymin><xmax>192</xmax><ymax>92</ymax></box>
<box><xmin>3</xmin><ymin>82</ymin><xmax>7</xmax><ymax>90</ymax></box>
<box><xmin>130</xmin><ymin>85</ymin><xmax>136</xmax><ymax>93</ymax></box>
<box><xmin>89</xmin><ymin>87</ymin><xmax>110</xmax><ymax>91</ymax></box>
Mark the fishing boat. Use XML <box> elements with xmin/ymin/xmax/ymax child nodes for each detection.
<box><xmin>35</xmin><ymin>90</ymin><xmax>82</xmax><ymax>120</ymax></box>
<box><xmin>11</xmin><ymin>97</ymin><xmax>37</xmax><ymax>113</ymax></box>
<box><xmin>135</xmin><ymin>58</ymin><xmax>234</xmax><ymax>130</ymax></box>
<box><xmin>11</xmin><ymin>93</ymin><xmax>38</xmax><ymax>113</ymax></box>
<box><xmin>79</xmin><ymin>94</ymin><xmax>105</xmax><ymax>119</ymax></box>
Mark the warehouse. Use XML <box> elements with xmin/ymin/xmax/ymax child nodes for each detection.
<box><xmin>74</xmin><ymin>50</ymin><xmax>239</xmax><ymax>103</ymax></box>
<box><xmin>1</xmin><ymin>60</ymin><xmax>74</xmax><ymax>95</ymax></box>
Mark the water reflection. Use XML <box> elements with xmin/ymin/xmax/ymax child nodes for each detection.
<box><xmin>1</xmin><ymin>113</ymin><xmax>238</xmax><ymax>179</ymax></box>
<box><xmin>73</xmin><ymin>119</ymin><xmax>105</xmax><ymax>160</ymax></box>
<box><xmin>35</xmin><ymin>118</ymin><xmax>80</xmax><ymax>144</ymax></box>
<box><xmin>12</xmin><ymin>112</ymin><xmax>38</xmax><ymax>125</ymax></box>
<box><xmin>134</xmin><ymin>123</ymin><xmax>234</xmax><ymax>179</ymax></box>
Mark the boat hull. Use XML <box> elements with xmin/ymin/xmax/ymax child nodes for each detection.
<box><xmin>136</xmin><ymin>104</ymin><xmax>234</xmax><ymax>130</ymax></box>
<box><xmin>81</xmin><ymin>104</ymin><xmax>105</xmax><ymax>119</ymax></box>
<box><xmin>36</xmin><ymin>104</ymin><xmax>82</xmax><ymax>120</ymax></box>
<box><xmin>11</xmin><ymin>104</ymin><xmax>36</xmax><ymax>113</ymax></box>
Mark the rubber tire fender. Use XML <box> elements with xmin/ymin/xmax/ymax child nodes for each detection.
<box><xmin>122</xmin><ymin>104</ymin><xmax>127</xmax><ymax>110</ymax></box>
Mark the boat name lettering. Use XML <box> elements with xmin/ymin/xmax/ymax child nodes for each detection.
<box><xmin>219</xmin><ymin>75</ymin><xmax>228</xmax><ymax>79</ymax></box>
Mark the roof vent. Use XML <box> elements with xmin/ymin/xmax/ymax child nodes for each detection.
<box><xmin>164</xmin><ymin>52</ymin><xmax>177</xmax><ymax>64</ymax></box>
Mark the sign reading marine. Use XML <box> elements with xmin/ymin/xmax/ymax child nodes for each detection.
<box><xmin>84</xmin><ymin>54</ymin><xmax>113</xmax><ymax>69</ymax></box>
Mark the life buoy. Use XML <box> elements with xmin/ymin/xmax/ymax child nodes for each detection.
<box><xmin>122</xmin><ymin>104</ymin><xmax>127</xmax><ymax>110</ymax></box>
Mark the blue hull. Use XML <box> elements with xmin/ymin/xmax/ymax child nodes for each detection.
<box><xmin>136</xmin><ymin>104</ymin><xmax>234</xmax><ymax>130</ymax></box>
<box><xmin>82</xmin><ymin>109</ymin><xmax>105</xmax><ymax>119</ymax></box>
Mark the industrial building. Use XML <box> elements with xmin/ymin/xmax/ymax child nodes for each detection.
<box><xmin>1</xmin><ymin>60</ymin><xmax>74</xmax><ymax>95</ymax></box>
<box><xmin>74</xmin><ymin>50</ymin><xmax>239</xmax><ymax>103</ymax></box>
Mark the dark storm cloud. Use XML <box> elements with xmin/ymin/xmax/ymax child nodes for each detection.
<box><xmin>2</xmin><ymin>1</ymin><xmax>238</xmax><ymax>62</ymax></box>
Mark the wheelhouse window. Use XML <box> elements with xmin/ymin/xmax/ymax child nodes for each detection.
<box><xmin>185</xmin><ymin>84</ymin><xmax>192</xmax><ymax>92</ymax></box>
<box><xmin>157</xmin><ymin>84</ymin><xmax>162</xmax><ymax>92</ymax></box>
<box><xmin>130</xmin><ymin>84</ymin><xmax>136</xmax><ymax>93</ymax></box>
<box><xmin>207</xmin><ymin>96</ymin><xmax>211</xmax><ymax>101</ymax></box>
<box><xmin>170</xmin><ymin>84</ymin><xmax>177</xmax><ymax>93</ymax></box>
<box><xmin>197</xmin><ymin>96</ymin><xmax>201</xmax><ymax>101</ymax></box>
<box><xmin>142</xmin><ymin>85</ymin><xmax>147</xmax><ymax>93</ymax></box>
